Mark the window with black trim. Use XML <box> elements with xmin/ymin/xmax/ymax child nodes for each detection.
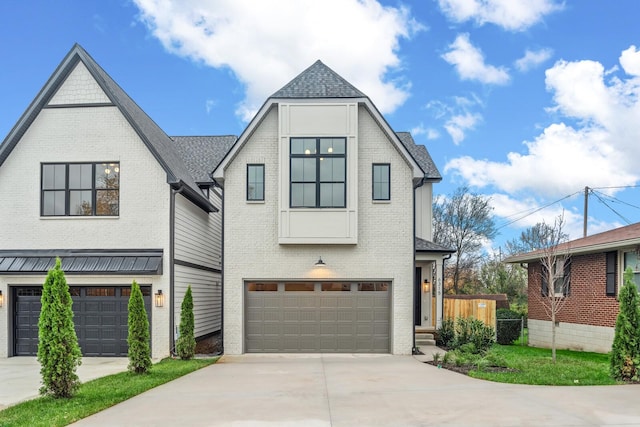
<box><xmin>372</xmin><ymin>163</ymin><xmax>390</xmax><ymax>201</ymax></box>
<box><xmin>606</xmin><ymin>251</ymin><xmax>617</xmax><ymax>296</ymax></box>
<box><xmin>41</xmin><ymin>162</ymin><xmax>119</xmax><ymax>216</ymax></box>
<box><xmin>247</xmin><ymin>164</ymin><xmax>264</xmax><ymax>201</ymax></box>
<box><xmin>541</xmin><ymin>257</ymin><xmax>571</xmax><ymax>297</ymax></box>
<box><xmin>290</xmin><ymin>137</ymin><xmax>346</xmax><ymax>208</ymax></box>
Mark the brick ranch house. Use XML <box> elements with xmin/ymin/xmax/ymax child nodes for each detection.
<box><xmin>505</xmin><ymin>222</ymin><xmax>640</xmax><ymax>353</ymax></box>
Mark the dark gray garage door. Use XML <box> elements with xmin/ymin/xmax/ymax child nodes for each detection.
<box><xmin>14</xmin><ymin>286</ymin><xmax>151</xmax><ymax>356</ymax></box>
<box><xmin>245</xmin><ymin>282</ymin><xmax>390</xmax><ymax>353</ymax></box>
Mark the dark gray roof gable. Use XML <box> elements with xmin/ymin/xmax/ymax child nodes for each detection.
<box><xmin>0</xmin><ymin>43</ymin><xmax>216</xmax><ymax>213</ymax></box>
<box><xmin>271</xmin><ymin>60</ymin><xmax>365</xmax><ymax>99</ymax></box>
<box><xmin>396</xmin><ymin>132</ymin><xmax>442</xmax><ymax>181</ymax></box>
<box><xmin>171</xmin><ymin>135</ymin><xmax>237</xmax><ymax>183</ymax></box>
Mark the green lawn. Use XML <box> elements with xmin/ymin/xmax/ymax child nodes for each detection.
<box><xmin>469</xmin><ymin>345</ymin><xmax>617</xmax><ymax>385</ymax></box>
<box><xmin>0</xmin><ymin>357</ymin><xmax>218</xmax><ymax>427</ymax></box>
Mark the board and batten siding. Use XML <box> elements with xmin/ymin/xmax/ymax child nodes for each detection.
<box><xmin>173</xmin><ymin>192</ymin><xmax>222</xmax><ymax>338</ymax></box>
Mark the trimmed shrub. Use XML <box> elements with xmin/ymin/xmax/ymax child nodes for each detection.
<box><xmin>37</xmin><ymin>258</ymin><xmax>82</xmax><ymax>398</ymax></box>
<box><xmin>496</xmin><ymin>308</ymin><xmax>522</xmax><ymax>345</ymax></box>
<box><xmin>453</xmin><ymin>317</ymin><xmax>495</xmax><ymax>353</ymax></box>
<box><xmin>610</xmin><ymin>268</ymin><xmax>640</xmax><ymax>381</ymax></box>
<box><xmin>128</xmin><ymin>281</ymin><xmax>151</xmax><ymax>374</ymax></box>
<box><xmin>436</xmin><ymin>317</ymin><xmax>455</xmax><ymax>347</ymax></box>
<box><xmin>176</xmin><ymin>285</ymin><xmax>196</xmax><ymax>360</ymax></box>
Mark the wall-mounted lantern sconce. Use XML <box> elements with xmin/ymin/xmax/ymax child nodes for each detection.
<box><xmin>0</xmin><ymin>290</ymin><xmax>3</xmax><ymax>308</ymax></box>
<box><xmin>423</xmin><ymin>279</ymin><xmax>431</xmax><ymax>293</ymax></box>
<box><xmin>314</xmin><ymin>256</ymin><xmax>326</xmax><ymax>267</ymax></box>
<box><xmin>154</xmin><ymin>290</ymin><xmax>164</xmax><ymax>307</ymax></box>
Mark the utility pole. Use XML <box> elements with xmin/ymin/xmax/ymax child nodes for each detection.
<box><xmin>583</xmin><ymin>186</ymin><xmax>589</xmax><ymax>238</ymax></box>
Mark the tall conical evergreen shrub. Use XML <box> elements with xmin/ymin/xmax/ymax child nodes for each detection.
<box><xmin>127</xmin><ymin>281</ymin><xmax>151</xmax><ymax>373</ymax></box>
<box><xmin>176</xmin><ymin>285</ymin><xmax>196</xmax><ymax>359</ymax></box>
<box><xmin>610</xmin><ymin>267</ymin><xmax>640</xmax><ymax>381</ymax></box>
<box><xmin>37</xmin><ymin>258</ymin><xmax>82</xmax><ymax>398</ymax></box>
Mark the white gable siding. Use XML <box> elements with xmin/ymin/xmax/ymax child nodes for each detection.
<box><xmin>222</xmin><ymin>104</ymin><xmax>414</xmax><ymax>354</ymax></box>
<box><xmin>173</xmin><ymin>192</ymin><xmax>222</xmax><ymax>339</ymax></box>
<box><xmin>415</xmin><ymin>183</ymin><xmax>434</xmax><ymax>241</ymax></box>
<box><xmin>0</xmin><ymin>80</ymin><xmax>171</xmax><ymax>357</ymax></box>
<box><xmin>49</xmin><ymin>62</ymin><xmax>111</xmax><ymax>105</ymax></box>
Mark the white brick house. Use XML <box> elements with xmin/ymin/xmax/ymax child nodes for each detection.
<box><xmin>213</xmin><ymin>61</ymin><xmax>452</xmax><ymax>355</ymax></box>
<box><xmin>0</xmin><ymin>45</ymin><xmax>227</xmax><ymax>358</ymax></box>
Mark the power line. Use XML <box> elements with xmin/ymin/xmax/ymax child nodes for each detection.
<box><xmin>495</xmin><ymin>191</ymin><xmax>581</xmax><ymax>231</ymax></box>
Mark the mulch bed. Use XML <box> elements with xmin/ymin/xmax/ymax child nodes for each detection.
<box><xmin>424</xmin><ymin>360</ymin><xmax>518</xmax><ymax>375</ymax></box>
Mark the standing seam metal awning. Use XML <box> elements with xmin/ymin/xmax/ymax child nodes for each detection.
<box><xmin>0</xmin><ymin>250</ymin><xmax>163</xmax><ymax>275</ymax></box>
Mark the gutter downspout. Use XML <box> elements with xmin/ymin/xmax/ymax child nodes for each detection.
<box><xmin>412</xmin><ymin>177</ymin><xmax>426</xmax><ymax>355</ymax></box>
<box><xmin>441</xmin><ymin>252</ymin><xmax>453</xmax><ymax>327</ymax></box>
<box><xmin>170</xmin><ymin>184</ymin><xmax>186</xmax><ymax>356</ymax></box>
<box><xmin>211</xmin><ymin>175</ymin><xmax>224</xmax><ymax>355</ymax></box>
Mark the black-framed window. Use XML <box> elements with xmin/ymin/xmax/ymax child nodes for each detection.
<box><xmin>606</xmin><ymin>251</ymin><xmax>617</xmax><ymax>296</ymax></box>
<box><xmin>290</xmin><ymin>137</ymin><xmax>346</xmax><ymax>208</ymax></box>
<box><xmin>247</xmin><ymin>164</ymin><xmax>265</xmax><ymax>201</ymax></box>
<box><xmin>41</xmin><ymin>162</ymin><xmax>119</xmax><ymax>216</ymax></box>
<box><xmin>372</xmin><ymin>163</ymin><xmax>390</xmax><ymax>200</ymax></box>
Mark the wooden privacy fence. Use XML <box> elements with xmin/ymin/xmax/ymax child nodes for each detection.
<box><xmin>444</xmin><ymin>297</ymin><xmax>497</xmax><ymax>329</ymax></box>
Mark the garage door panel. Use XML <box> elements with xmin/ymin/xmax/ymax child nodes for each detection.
<box><xmin>14</xmin><ymin>286</ymin><xmax>150</xmax><ymax>357</ymax></box>
<box><xmin>246</xmin><ymin>281</ymin><xmax>390</xmax><ymax>353</ymax></box>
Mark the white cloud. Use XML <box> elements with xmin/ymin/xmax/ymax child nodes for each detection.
<box><xmin>442</xmin><ymin>34</ymin><xmax>510</xmax><ymax>85</ymax></box>
<box><xmin>620</xmin><ymin>45</ymin><xmax>640</xmax><ymax>76</ymax></box>
<box><xmin>205</xmin><ymin>99</ymin><xmax>216</xmax><ymax>114</ymax></box>
<box><xmin>445</xmin><ymin>46</ymin><xmax>640</xmax><ymax>200</ymax></box>
<box><xmin>514</xmin><ymin>48</ymin><xmax>553</xmax><ymax>72</ymax></box>
<box><xmin>132</xmin><ymin>0</ymin><xmax>423</xmax><ymax>121</ymax></box>
<box><xmin>445</xmin><ymin>112</ymin><xmax>482</xmax><ymax>145</ymax></box>
<box><xmin>437</xmin><ymin>0</ymin><xmax>563</xmax><ymax>32</ymax></box>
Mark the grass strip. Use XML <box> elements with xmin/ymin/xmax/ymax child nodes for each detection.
<box><xmin>0</xmin><ymin>357</ymin><xmax>217</xmax><ymax>427</ymax></box>
<box><xmin>469</xmin><ymin>345</ymin><xmax>617</xmax><ymax>385</ymax></box>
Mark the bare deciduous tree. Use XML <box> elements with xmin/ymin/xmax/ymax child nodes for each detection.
<box><xmin>433</xmin><ymin>186</ymin><xmax>497</xmax><ymax>294</ymax></box>
<box><xmin>530</xmin><ymin>214</ymin><xmax>571</xmax><ymax>363</ymax></box>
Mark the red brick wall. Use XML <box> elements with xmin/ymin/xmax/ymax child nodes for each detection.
<box><xmin>528</xmin><ymin>252</ymin><xmax>620</xmax><ymax>327</ymax></box>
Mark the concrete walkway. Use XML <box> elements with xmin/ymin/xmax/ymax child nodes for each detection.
<box><xmin>0</xmin><ymin>357</ymin><xmax>128</xmax><ymax>410</ymax></box>
<box><xmin>72</xmin><ymin>353</ymin><xmax>640</xmax><ymax>427</ymax></box>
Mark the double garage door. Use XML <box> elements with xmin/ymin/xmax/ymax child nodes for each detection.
<box><xmin>245</xmin><ymin>282</ymin><xmax>390</xmax><ymax>353</ymax></box>
<box><xmin>14</xmin><ymin>286</ymin><xmax>151</xmax><ymax>357</ymax></box>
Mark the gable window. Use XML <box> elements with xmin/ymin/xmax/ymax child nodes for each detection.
<box><xmin>623</xmin><ymin>250</ymin><xmax>640</xmax><ymax>291</ymax></box>
<box><xmin>372</xmin><ymin>163</ymin><xmax>390</xmax><ymax>201</ymax></box>
<box><xmin>247</xmin><ymin>164</ymin><xmax>265</xmax><ymax>201</ymax></box>
<box><xmin>290</xmin><ymin>137</ymin><xmax>345</xmax><ymax>208</ymax></box>
<box><xmin>41</xmin><ymin>162</ymin><xmax>119</xmax><ymax>216</ymax></box>
<box><xmin>541</xmin><ymin>257</ymin><xmax>571</xmax><ymax>297</ymax></box>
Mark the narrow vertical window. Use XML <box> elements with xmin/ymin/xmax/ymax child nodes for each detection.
<box><xmin>247</xmin><ymin>164</ymin><xmax>265</xmax><ymax>201</ymax></box>
<box><xmin>372</xmin><ymin>163</ymin><xmax>390</xmax><ymax>201</ymax></box>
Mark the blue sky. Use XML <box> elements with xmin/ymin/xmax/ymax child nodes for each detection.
<box><xmin>1</xmin><ymin>0</ymin><xmax>639</xmax><ymax>250</ymax></box>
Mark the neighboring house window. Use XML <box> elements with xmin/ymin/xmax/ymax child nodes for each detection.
<box><xmin>623</xmin><ymin>250</ymin><xmax>640</xmax><ymax>291</ymax></box>
<box><xmin>606</xmin><ymin>251</ymin><xmax>617</xmax><ymax>296</ymax></box>
<box><xmin>41</xmin><ymin>162</ymin><xmax>119</xmax><ymax>216</ymax></box>
<box><xmin>290</xmin><ymin>137</ymin><xmax>346</xmax><ymax>208</ymax></box>
<box><xmin>372</xmin><ymin>163</ymin><xmax>390</xmax><ymax>201</ymax></box>
<box><xmin>541</xmin><ymin>257</ymin><xmax>571</xmax><ymax>297</ymax></box>
<box><xmin>247</xmin><ymin>164</ymin><xmax>265</xmax><ymax>201</ymax></box>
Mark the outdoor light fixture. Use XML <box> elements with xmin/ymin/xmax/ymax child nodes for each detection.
<box><xmin>314</xmin><ymin>256</ymin><xmax>326</xmax><ymax>267</ymax></box>
<box><xmin>423</xmin><ymin>279</ymin><xmax>431</xmax><ymax>293</ymax></box>
<box><xmin>0</xmin><ymin>290</ymin><xmax>3</xmax><ymax>308</ymax></box>
<box><xmin>154</xmin><ymin>289</ymin><xmax>164</xmax><ymax>307</ymax></box>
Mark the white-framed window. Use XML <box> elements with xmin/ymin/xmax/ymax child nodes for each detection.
<box><xmin>622</xmin><ymin>250</ymin><xmax>640</xmax><ymax>291</ymax></box>
<box><xmin>541</xmin><ymin>257</ymin><xmax>571</xmax><ymax>297</ymax></box>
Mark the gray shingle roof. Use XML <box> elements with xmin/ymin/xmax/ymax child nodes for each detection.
<box><xmin>271</xmin><ymin>60</ymin><xmax>366</xmax><ymax>99</ymax></box>
<box><xmin>396</xmin><ymin>132</ymin><xmax>442</xmax><ymax>181</ymax></box>
<box><xmin>416</xmin><ymin>237</ymin><xmax>455</xmax><ymax>253</ymax></box>
<box><xmin>171</xmin><ymin>136</ymin><xmax>237</xmax><ymax>183</ymax></box>
<box><xmin>0</xmin><ymin>44</ymin><xmax>215</xmax><ymax>212</ymax></box>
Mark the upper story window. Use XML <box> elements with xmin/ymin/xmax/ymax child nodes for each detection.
<box><xmin>41</xmin><ymin>162</ymin><xmax>119</xmax><ymax>216</ymax></box>
<box><xmin>247</xmin><ymin>164</ymin><xmax>265</xmax><ymax>201</ymax></box>
<box><xmin>623</xmin><ymin>250</ymin><xmax>640</xmax><ymax>291</ymax></box>
<box><xmin>372</xmin><ymin>163</ymin><xmax>390</xmax><ymax>201</ymax></box>
<box><xmin>290</xmin><ymin>137</ymin><xmax>346</xmax><ymax>208</ymax></box>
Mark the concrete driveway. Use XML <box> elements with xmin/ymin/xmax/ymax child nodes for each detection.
<box><xmin>0</xmin><ymin>357</ymin><xmax>128</xmax><ymax>410</ymax></box>
<box><xmin>71</xmin><ymin>353</ymin><xmax>640</xmax><ymax>427</ymax></box>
